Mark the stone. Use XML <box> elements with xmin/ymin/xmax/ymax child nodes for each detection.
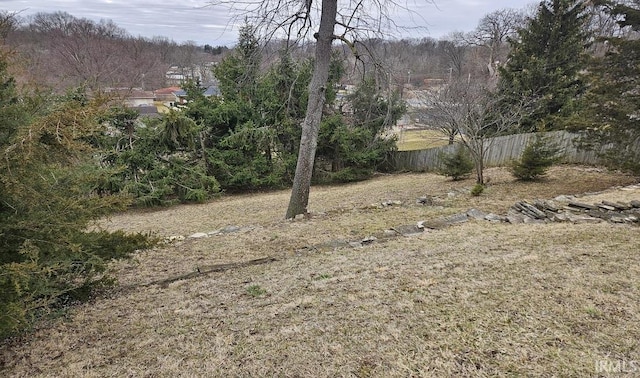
<box><xmin>630</xmin><ymin>200</ymin><xmax>640</xmax><ymax>208</ymax></box>
<box><xmin>553</xmin><ymin>212</ymin><xmax>570</xmax><ymax>222</ymax></box>
<box><xmin>419</xmin><ymin>220</ymin><xmax>447</xmax><ymax>230</ymax></box>
<box><xmin>442</xmin><ymin>213</ymin><xmax>469</xmax><ymax>224</ymax></box>
<box><xmin>566</xmin><ymin>214</ymin><xmax>603</xmax><ymax>224</ymax></box>
<box><xmin>392</xmin><ymin>224</ymin><xmax>425</xmax><ymax>235</ymax></box>
<box><xmin>485</xmin><ymin>213</ymin><xmax>505</xmax><ymax>222</ymax></box>
<box><xmin>516</xmin><ymin>202</ymin><xmax>547</xmax><ymax>219</ymax></box>
<box><xmin>506</xmin><ymin>214</ymin><xmax>525</xmax><ymax>224</ymax></box>
<box><xmin>597</xmin><ymin>204</ymin><xmax>617</xmax><ymax>211</ymax></box>
<box><xmin>554</xmin><ymin>195</ymin><xmax>575</xmax><ymax>202</ymax></box>
<box><xmin>586</xmin><ymin>210</ymin><xmax>612</xmax><ymax>220</ymax></box>
<box><xmin>537</xmin><ymin>200</ymin><xmax>560</xmax><ymax>212</ymax></box>
<box><xmin>621</xmin><ymin>184</ymin><xmax>640</xmax><ymax>191</ymax></box>
<box><xmin>294</xmin><ymin>214</ymin><xmax>305</xmax><ymax>221</ymax></box>
<box><xmin>467</xmin><ymin>208</ymin><xmax>487</xmax><ymax>220</ymax></box>
<box><xmin>383</xmin><ymin>229</ymin><xmax>399</xmax><ymax>237</ymax></box>
<box><xmin>602</xmin><ymin>200</ymin><xmax>630</xmax><ymax>210</ymax></box>
<box><xmin>416</xmin><ymin>196</ymin><xmax>433</xmax><ymax>205</ymax></box>
<box><xmin>617</xmin><ymin>201</ymin><xmax>632</xmax><ymax>210</ymax></box>
<box><xmin>523</xmin><ymin>217</ymin><xmax>545</xmax><ymax>224</ymax></box>
<box><xmin>189</xmin><ymin>232</ymin><xmax>208</xmax><ymax>238</ymax></box>
<box><xmin>222</xmin><ymin>225</ymin><xmax>242</xmax><ymax>233</ymax></box>
<box><xmin>568</xmin><ymin>201</ymin><xmax>598</xmax><ymax>211</ymax></box>
<box><xmin>361</xmin><ymin>236</ymin><xmax>377</xmax><ymax>244</ymax></box>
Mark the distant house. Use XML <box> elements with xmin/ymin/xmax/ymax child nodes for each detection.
<box><xmin>134</xmin><ymin>104</ymin><xmax>161</xmax><ymax>119</ymax></box>
<box><xmin>104</xmin><ymin>87</ymin><xmax>155</xmax><ymax>107</ymax></box>
<box><xmin>154</xmin><ymin>86</ymin><xmax>182</xmax><ymax>109</ymax></box>
<box><xmin>165</xmin><ymin>62</ymin><xmax>218</xmax><ymax>86</ymax></box>
<box><xmin>173</xmin><ymin>85</ymin><xmax>221</xmax><ymax>105</ymax></box>
<box><xmin>123</xmin><ymin>89</ymin><xmax>155</xmax><ymax>107</ymax></box>
<box><xmin>165</xmin><ymin>66</ymin><xmax>187</xmax><ymax>85</ymax></box>
<box><xmin>102</xmin><ymin>87</ymin><xmax>162</xmax><ymax>120</ymax></box>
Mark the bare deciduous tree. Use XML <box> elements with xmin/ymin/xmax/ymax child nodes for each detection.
<box><xmin>427</xmin><ymin>78</ymin><xmax>529</xmax><ymax>184</ymax></box>
<box><xmin>208</xmin><ymin>0</ymin><xmax>434</xmax><ymax>218</ymax></box>
<box><xmin>28</xmin><ymin>12</ymin><xmax>132</xmax><ymax>89</ymax></box>
<box><xmin>467</xmin><ymin>8</ymin><xmax>525</xmax><ymax>78</ymax></box>
<box><xmin>438</xmin><ymin>33</ymin><xmax>467</xmax><ymax>80</ymax></box>
<box><xmin>0</xmin><ymin>11</ymin><xmax>18</xmax><ymax>40</ymax></box>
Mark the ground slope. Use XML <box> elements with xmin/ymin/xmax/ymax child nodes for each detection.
<box><xmin>1</xmin><ymin>166</ymin><xmax>638</xmax><ymax>377</ymax></box>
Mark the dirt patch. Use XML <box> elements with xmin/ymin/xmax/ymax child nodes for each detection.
<box><xmin>1</xmin><ymin>165</ymin><xmax>638</xmax><ymax>377</ymax></box>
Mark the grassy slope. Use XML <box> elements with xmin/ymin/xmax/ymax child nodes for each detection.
<box><xmin>396</xmin><ymin>129</ymin><xmax>452</xmax><ymax>151</ymax></box>
<box><xmin>1</xmin><ymin>166</ymin><xmax>639</xmax><ymax>377</ymax></box>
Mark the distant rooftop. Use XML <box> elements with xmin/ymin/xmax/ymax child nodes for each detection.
<box><xmin>174</xmin><ymin>85</ymin><xmax>220</xmax><ymax>98</ymax></box>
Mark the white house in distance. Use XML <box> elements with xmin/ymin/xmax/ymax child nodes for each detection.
<box><xmin>165</xmin><ymin>62</ymin><xmax>217</xmax><ymax>86</ymax></box>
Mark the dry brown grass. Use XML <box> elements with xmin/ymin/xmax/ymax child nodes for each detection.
<box><xmin>1</xmin><ymin>165</ymin><xmax>639</xmax><ymax>377</ymax></box>
<box><xmin>396</xmin><ymin>129</ymin><xmax>452</xmax><ymax>151</ymax></box>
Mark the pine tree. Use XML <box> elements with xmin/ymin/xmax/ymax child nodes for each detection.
<box><xmin>0</xmin><ymin>53</ymin><xmax>152</xmax><ymax>337</ymax></box>
<box><xmin>497</xmin><ymin>0</ymin><xmax>590</xmax><ymax>131</ymax></box>
<box><xmin>574</xmin><ymin>1</ymin><xmax>640</xmax><ymax>174</ymax></box>
<box><xmin>437</xmin><ymin>144</ymin><xmax>475</xmax><ymax>181</ymax></box>
<box><xmin>511</xmin><ymin>134</ymin><xmax>562</xmax><ymax>180</ymax></box>
<box><xmin>213</xmin><ymin>22</ymin><xmax>261</xmax><ymax>104</ymax></box>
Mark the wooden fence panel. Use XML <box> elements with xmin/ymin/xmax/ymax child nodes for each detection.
<box><xmin>392</xmin><ymin>131</ymin><xmax>602</xmax><ymax>172</ymax></box>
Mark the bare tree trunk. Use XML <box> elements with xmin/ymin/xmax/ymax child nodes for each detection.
<box><xmin>285</xmin><ymin>0</ymin><xmax>337</xmax><ymax>219</ymax></box>
<box><xmin>476</xmin><ymin>158</ymin><xmax>484</xmax><ymax>184</ymax></box>
<box><xmin>474</xmin><ymin>139</ymin><xmax>485</xmax><ymax>184</ymax></box>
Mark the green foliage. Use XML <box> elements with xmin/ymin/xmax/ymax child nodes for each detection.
<box><xmin>572</xmin><ymin>1</ymin><xmax>640</xmax><ymax>175</ymax></box>
<box><xmin>0</xmin><ymin>65</ymin><xmax>153</xmax><ymax>339</ymax></box>
<box><xmin>0</xmin><ymin>53</ymin><xmax>20</xmax><ymax>146</ymax></box>
<box><xmin>348</xmin><ymin>76</ymin><xmax>406</xmax><ymax>133</ymax></box>
<box><xmin>497</xmin><ymin>0</ymin><xmax>589</xmax><ymax>131</ymax></box>
<box><xmin>208</xmin><ymin>122</ymin><xmax>287</xmax><ymax>191</ymax></box>
<box><xmin>97</xmin><ymin>26</ymin><xmax>405</xmax><ymax>201</ymax></box>
<box><xmin>202</xmin><ymin>39</ymin><xmax>309</xmax><ymax>190</ymax></box>
<box><xmin>471</xmin><ymin>183</ymin><xmax>485</xmax><ymax>196</ymax></box>
<box><xmin>511</xmin><ymin>134</ymin><xmax>562</xmax><ymax>181</ymax></box>
<box><xmin>245</xmin><ymin>284</ymin><xmax>267</xmax><ymax>297</ymax></box>
<box><xmin>98</xmin><ymin>105</ymin><xmax>221</xmax><ymax>206</ymax></box>
<box><xmin>314</xmin><ymin>76</ymin><xmax>402</xmax><ymax>184</ymax></box>
<box><xmin>102</xmin><ymin>105</ymin><xmax>139</xmax><ymax>149</ymax></box>
<box><xmin>213</xmin><ymin>22</ymin><xmax>261</xmax><ymax>104</ymax></box>
<box><xmin>437</xmin><ymin>144</ymin><xmax>474</xmax><ymax>180</ymax></box>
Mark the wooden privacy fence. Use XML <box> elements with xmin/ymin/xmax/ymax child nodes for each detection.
<box><xmin>392</xmin><ymin>131</ymin><xmax>602</xmax><ymax>172</ymax></box>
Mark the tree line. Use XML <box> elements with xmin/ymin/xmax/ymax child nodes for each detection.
<box><xmin>0</xmin><ymin>9</ymin><xmax>530</xmax><ymax>92</ymax></box>
<box><xmin>5</xmin><ymin>11</ymin><xmax>229</xmax><ymax>91</ymax></box>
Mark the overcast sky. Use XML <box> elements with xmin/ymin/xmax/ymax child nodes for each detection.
<box><xmin>1</xmin><ymin>0</ymin><xmax>536</xmax><ymax>46</ymax></box>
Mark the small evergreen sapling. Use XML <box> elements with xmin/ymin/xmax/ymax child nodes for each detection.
<box><xmin>437</xmin><ymin>144</ymin><xmax>474</xmax><ymax>180</ymax></box>
<box><xmin>470</xmin><ymin>183</ymin><xmax>485</xmax><ymax>196</ymax></box>
<box><xmin>511</xmin><ymin>134</ymin><xmax>562</xmax><ymax>181</ymax></box>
